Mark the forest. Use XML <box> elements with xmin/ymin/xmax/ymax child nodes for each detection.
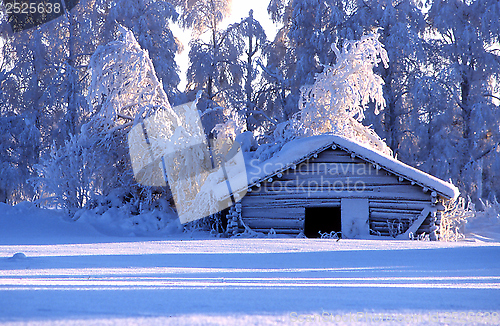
<box><xmin>0</xmin><ymin>0</ymin><xmax>499</xmax><ymax>231</ymax></box>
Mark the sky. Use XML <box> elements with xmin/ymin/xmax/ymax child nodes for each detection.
<box><xmin>171</xmin><ymin>0</ymin><xmax>281</xmax><ymax>91</ymax></box>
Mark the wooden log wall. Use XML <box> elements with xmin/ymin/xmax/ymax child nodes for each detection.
<box><xmin>239</xmin><ymin>148</ymin><xmax>438</xmax><ymax>238</ymax></box>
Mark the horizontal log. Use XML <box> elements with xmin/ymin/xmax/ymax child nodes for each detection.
<box><xmin>370</xmin><ymin>233</ymin><xmax>392</xmax><ymax>237</ymax></box>
<box><xmin>253</xmin><ymin>182</ymin><xmax>428</xmax><ymax>193</ymax></box>
<box><xmin>242</xmin><ymin>196</ymin><xmax>340</xmax><ymax>208</ymax></box>
<box><xmin>242</xmin><ymin>207</ymin><xmax>304</xmax><ymax>219</ymax></box>
<box><xmin>370</xmin><ymin>220</ymin><xmax>414</xmax><ymax>228</ymax></box>
<box><xmin>369</xmin><ymin>228</ymin><xmax>406</xmax><ymax>236</ymax></box>
<box><xmin>370</xmin><ymin>218</ymin><xmax>412</xmax><ymax>224</ymax></box>
<box><xmin>370</xmin><ymin>208</ymin><xmax>423</xmax><ymax>215</ymax></box>
<box><xmin>370</xmin><ymin>196</ymin><xmax>430</xmax><ymax>208</ymax></box>
<box><xmin>243</xmin><ymin>217</ymin><xmax>304</xmax><ymax>229</ymax></box>
<box><xmin>370</xmin><ymin>221</ymin><xmax>410</xmax><ymax>228</ymax></box>
<box><xmin>370</xmin><ymin>209</ymin><xmax>421</xmax><ymax>217</ymax></box>
<box><xmin>370</xmin><ymin>212</ymin><xmax>420</xmax><ymax>220</ymax></box>
<box><xmin>250</xmin><ymin>228</ymin><xmax>301</xmax><ymax>234</ymax></box>
<box><xmin>313</xmin><ymin>150</ymin><xmax>366</xmax><ymax>163</ymax></box>
<box><xmin>246</xmin><ymin>188</ymin><xmax>431</xmax><ymax>201</ymax></box>
<box><xmin>242</xmin><ymin>192</ymin><xmax>431</xmax><ymax>203</ymax></box>
<box><xmin>369</xmin><ymin>229</ymin><xmax>391</xmax><ymax>236</ymax></box>
<box><xmin>369</xmin><ymin>218</ymin><xmax>415</xmax><ymax>226</ymax></box>
<box><xmin>370</xmin><ymin>230</ymin><xmax>429</xmax><ymax>236</ymax></box>
<box><xmin>291</xmin><ymin>162</ymin><xmax>381</xmax><ymax>175</ymax></box>
<box><xmin>369</xmin><ymin>200</ymin><xmax>430</xmax><ymax>210</ymax></box>
<box><xmin>369</xmin><ymin>226</ymin><xmax>391</xmax><ymax>232</ymax></box>
<box><xmin>273</xmin><ymin>175</ymin><xmax>407</xmax><ymax>186</ymax></box>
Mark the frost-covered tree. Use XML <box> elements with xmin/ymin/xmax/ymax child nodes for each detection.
<box><xmin>179</xmin><ymin>0</ymin><xmax>234</xmax><ymax>107</ymax></box>
<box><xmin>187</xmin><ymin>26</ymin><xmax>244</xmax><ymax>111</ymax></box>
<box><xmin>263</xmin><ymin>0</ymin><xmax>499</xmax><ymax>202</ymax></box>
<box><xmin>177</xmin><ymin>0</ymin><xmax>231</xmax><ymax>35</ymax></box>
<box><xmin>108</xmin><ymin>0</ymin><xmax>182</xmax><ymax>101</ymax></box>
<box><xmin>423</xmin><ymin>0</ymin><xmax>500</xmax><ymax>201</ymax></box>
<box><xmin>0</xmin><ymin>0</ymin><xmax>183</xmax><ymax>204</ymax></box>
<box><xmin>0</xmin><ymin>5</ymin><xmax>99</xmax><ymax>203</ymax></box>
<box><xmin>266</xmin><ymin>0</ymin><xmax>360</xmax><ymax>116</ymax></box>
<box><xmin>258</xmin><ymin>28</ymin><xmax>295</xmax><ymax>125</ymax></box>
<box><xmin>0</xmin><ymin>115</ymin><xmax>40</xmax><ymax>204</ymax></box>
<box><xmin>35</xmin><ymin>26</ymin><xmax>177</xmax><ymax>217</ymax></box>
<box><xmin>299</xmin><ymin>32</ymin><xmax>391</xmax><ymax>154</ymax></box>
<box><xmin>256</xmin><ymin>33</ymin><xmax>391</xmax><ymax>160</ymax></box>
<box><xmin>185</xmin><ymin>9</ymin><xmax>271</xmax><ymax>147</ymax></box>
<box><xmin>185</xmin><ymin>9</ymin><xmax>272</xmax><ymax>135</ymax></box>
<box><xmin>222</xmin><ymin>10</ymin><xmax>271</xmax><ymax>131</ymax></box>
<box><xmin>264</xmin><ymin>0</ymin><xmax>431</xmax><ymax>157</ymax></box>
<box><xmin>352</xmin><ymin>0</ymin><xmax>427</xmax><ymax>157</ymax></box>
<box><xmin>0</xmin><ymin>27</ymin><xmax>45</xmax><ymax>203</ymax></box>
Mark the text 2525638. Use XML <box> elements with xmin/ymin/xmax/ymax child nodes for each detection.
<box><xmin>5</xmin><ymin>1</ymin><xmax>61</xmax><ymax>15</ymax></box>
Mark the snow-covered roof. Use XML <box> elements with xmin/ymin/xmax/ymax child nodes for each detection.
<box><xmin>245</xmin><ymin>134</ymin><xmax>459</xmax><ymax>200</ymax></box>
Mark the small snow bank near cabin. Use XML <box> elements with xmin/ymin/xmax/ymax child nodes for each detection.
<box><xmin>0</xmin><ymin>201</ymin><xmax>184</xmax><ymax>244</ymax></box>
<box><xmin>0</xmin><ymin>202</ymin><xmax>102</xmax><ymax>245</ymax></box>
<box><xmin>74</xmin><ymin>203</ymin><xmax>183</xmax><ymax>238</ymax></box>
<box><xmin>465</xmin><ymin>197</ymin><xmax>500</xmax><ymax>242</ymax></box>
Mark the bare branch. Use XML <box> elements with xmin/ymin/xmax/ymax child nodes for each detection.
<box><xmin>117</xmin><ymin>114</ymin><xmax>134</xmax><ymax>121</ymax></box>
<box><xmin>484</xmin><ymin>93</ymin><xmax>500</xmax><ymax>102</ymax></box>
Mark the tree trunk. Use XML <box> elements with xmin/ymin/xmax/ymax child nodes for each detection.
<box><xmin>62</xmin><ymin>0</ymin><xmax>77</xmax><ymax>136</ymax></box>
<box><xmin>461</xmin><ymin>77</ymin><xmax>472</xmax><ymax>155</ymax></box>
<box><xmin>207</xmin><ymin>21</ymin><xmax>218</xmax><ymax>102</ymax></box>
<box><xmin>382</xmin><ymin>65</ymin><xmax>398</xmax><ymax>155</ymax></box>
<box><xmin>245</xmin><ymin>16</ymin><xmax>254</xmax><ymax>130</ymax></box>
<box><xmin>460</xmin><ymin>74</ymin><xmax>478</xmax><ymax>201</ymax></box>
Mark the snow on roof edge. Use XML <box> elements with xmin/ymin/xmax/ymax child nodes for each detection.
<box><xmin>329</xmin><ymin>135</ymin><xmax>460</xmax><ymax>200</ymax></box>
<box><xmin>246</xmin><ymin>134</ymin><xmax>459</xmax><ymax>201</ymax></box>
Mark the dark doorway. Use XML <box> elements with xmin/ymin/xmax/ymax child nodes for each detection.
<box><xmin>304</xmin><ymin>207</ymin><xmax>341</xmax><ymax>238</ymax></box>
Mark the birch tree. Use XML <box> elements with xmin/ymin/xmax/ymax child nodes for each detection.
<box><xmin>255</xmin><ymin>33</ymin><xmax>391</xmax><ymax>160</ymax></box>
<box><xmin>179</xmin><ymin>0</ymin><xmax>233</xmax><ymax>109</ymax></box>
<box><xmin>266</xmin><ymin>0</ymin><xmax>360</xmax><ymax>116</ymax></box>
<box><xmin>425</xmin><ymin>0</ymin><xmax>500</xmax><ymax>201</ymax></box>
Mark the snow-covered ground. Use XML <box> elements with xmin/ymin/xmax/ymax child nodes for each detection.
<box><xmin>1</xmin><ymin>203</ymin><xmax>499</xmax><ymax>325</ymax></box>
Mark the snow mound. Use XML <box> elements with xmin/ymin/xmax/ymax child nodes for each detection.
<box><xmin>465</xmin><ymin>204</ymin><xmax>500</xmax><ymax>242</ymax></box>
<box><xmin>0</xmin><ymin>202</ymin><xmax>104</xmax><ymax>245</ymax></box>
<box><xmin>76</xmin><ymin>207</ymin><xmax>183</xmax><ymax>237</ymax></box>
<box><xmin>0</xmin><ymin>201</ymin><xmax>183</xmax><ymax>244</ymax></box>
<box><xmin>10</xmin><ymin>252</ymin><xmax>27</xmax><ymax>259</ymax></box>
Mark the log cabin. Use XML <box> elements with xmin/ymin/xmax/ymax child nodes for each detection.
<box><xmin>226</xmin><ymin>134</ymin><xmax>459</xmax><ymax>240</ymax></box>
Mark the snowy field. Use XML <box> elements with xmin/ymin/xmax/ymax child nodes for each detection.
<box><xmin>1</xmin><ymin>203</ymin><xmax>499</xmax><ymax>325</ymax></box>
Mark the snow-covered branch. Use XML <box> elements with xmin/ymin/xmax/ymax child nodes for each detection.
<box><xmin>298</xmin><ymin>32</ymin><xmax>392</xmax><ymax>155</ymax></box>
